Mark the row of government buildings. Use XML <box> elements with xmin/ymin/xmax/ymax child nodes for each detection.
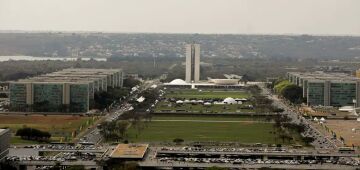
<box><xmin>287</xmin><ymin>72</ymin><xmax>360</xmax><ymax>107</ymax></box>
<box><xmin>9</xmin><ymin>68</ymin><xmax>124</xmax><ymax>113</ymax></box>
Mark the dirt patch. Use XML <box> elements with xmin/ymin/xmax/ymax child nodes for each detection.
<box><xmin>0</xmin><ymin>114</ymin><xmax>84</xmax><ymax>124</ymax></box>
<box><xmin>324</xmin><ymin>120</ymin><xmax>360</xmax><ymax>146</ymax></box>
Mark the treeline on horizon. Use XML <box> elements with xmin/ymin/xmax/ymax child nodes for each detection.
<box><xmin>0</xmin><ymin>33</ymin><xmax>360</xmax><ymax>59</ymax></box>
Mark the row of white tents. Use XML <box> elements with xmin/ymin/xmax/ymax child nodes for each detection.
<box><xmin>313</xmin><ymin>117</ymin><xmax>326</xmax><ymax>123</ymax></box>
<box><xmin>175</xmin><ymin>97</ymin><xmax>247</xmax><ymax>105</ymax></box>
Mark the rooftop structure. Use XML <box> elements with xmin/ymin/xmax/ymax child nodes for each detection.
<box><xmin>110</xmin><ymin>144</ymin><xmax>149</xmax><ymax>159</ymax></box>
<box><xmin>0</xmin><ymin>129</ymin><xmax>10</xmax><ymax>160</ymax></box>
<box><xmin>164</xmin><ymin>78</ymin><xmax>244</xmax><ymax>89</ymax></box>
<box><xmin>287</xmin><ymin>72</ymin><xmax>360</xmax><ymax>107</ymax></box>
<box><xmin>9</xmin><ymin>68</ymin><xmax>124</xmax><ymax>113</ymax></box>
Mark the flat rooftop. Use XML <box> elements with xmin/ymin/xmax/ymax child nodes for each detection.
<box><xmin>288</xmin><ymin>72</ymin><xmax>360</xmax><ymax>81</ymax></box>
<box><xmin>0</xmin><ymin>128</ymin><xmax>9</xmax><ymax>136</ymax></box>
<box><xmin>110</xmin><ymin>144</ymin><xmax>149</xmax><ymax>159</ymax></box>
<box><xmin>12</xmin><ymin>68</ymin><xmax>122</xmax><ymax>83</ymax></box>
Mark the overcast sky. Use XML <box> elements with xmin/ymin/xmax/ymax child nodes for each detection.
<box><xmin>0</xmin><ymin>0</ymin><xmax>359</xmax><ymax>35</ymax></box>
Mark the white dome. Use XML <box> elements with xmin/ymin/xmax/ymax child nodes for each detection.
<box><xmin>223</xmin><ymin>97</ymin><xmax>237</xmax><ymax>104</ymax></box>
<box><xmin>169</xmin><ymin>79</ymin><xmax>187</xmax><ymax>85</ymax></box>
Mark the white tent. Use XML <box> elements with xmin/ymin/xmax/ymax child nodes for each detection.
<box><xmin>176</xmin><ymin>100</ymin><xmax>184</xmax><ymax>104</ymax></box>
<box><xmin>136</xmin><ymin>96</ymin><xmax>145</xmax><ymax>103</ymax></box>
<box><xmin>339</xmin><ymin>106</ymin><xmax>354</xmax><ymax>112</ymax></box>
<box><xmin>223</xmin><ymin>97</ymin><xmax>237</xmax><ymax>104</ymax></box>
<box><xmin>214</xmin><ymin>102</ymin><xmax>225</xmax><ymax>105</ymax></box>
<box><xmin>314</xmin><ymin>117</ymin><xmax>318</xmax><ymax>122</ymax></box>
<box><xmin>320</xmin><ymin>117</ymin><xmax>326</xmax><ymax>123</ymax></box>
<box><xmin>204</xmin><ymin>102</ymin><xmax>212</xmax><ymax>106</ymax></box>
<box><xmin>235</xmin><ymin>98</ymin><xmax>247</xmax><ymax>102</ymax></box>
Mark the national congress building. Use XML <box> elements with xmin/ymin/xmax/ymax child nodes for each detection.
<box><xmin>185</xmin><ymin>43</ymin><xmax>200</xmax><ymax>83</ymax></box>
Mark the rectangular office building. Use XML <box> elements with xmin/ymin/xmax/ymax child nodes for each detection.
<box><xmin>9</xmin><ymin>68</ymin><xmax>123</xmax><ymax>113</ymax></box>
<box><xmin>287</xmin><ymin>72</ymin><xmax>360</xmax><ymax>107</ymax></box>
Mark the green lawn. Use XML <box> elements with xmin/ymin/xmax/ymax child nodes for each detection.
<box><xmin>126</xmin><ymin>116</ymin><xmax>292</xmax><ymax>144</ymax></box>
<box><xmin>152</xmin><ymin>115</ymin><xmax>265</xmax><ymax>121</ymax></box>
<box><xmin>165</xmin><ymin>89</ymin><xmax>250</xmax><ymax>99</ymax></box>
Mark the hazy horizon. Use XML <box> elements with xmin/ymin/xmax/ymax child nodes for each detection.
<box><xmin>1</xmin><ymin>0</ymin><xmax>360</xmax><ymax>35</ymax></box>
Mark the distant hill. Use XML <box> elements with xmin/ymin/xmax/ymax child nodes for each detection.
<box><xmin>0</xmin><ymin>33</ymin><xmax>360</xmax><ymax>59</ymax></box>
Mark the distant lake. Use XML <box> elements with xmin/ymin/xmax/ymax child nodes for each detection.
<box><xmin>0</xmin><ymin>56</ymin><xmax>107</xmax><ymax>62</ymax></box>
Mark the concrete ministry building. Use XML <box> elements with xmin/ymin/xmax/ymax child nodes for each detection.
<box><xmin>185</xmin><ymin>44</ymin><xmax>200</xmax><ymax>83</ymax></box>
<box><xmin>287</xmin><ymin>72</ymin><xmax>360</xmax><ymax>107</ymax></box>
<box><xmin>9</xmin><ymin>68</ymin><xmax>123</xmax><ymax>113</ymax></box>
<box><xmin>0</xmin><ymin>129</ymin><xmax>10</xmax><ymax>160</ymax></box>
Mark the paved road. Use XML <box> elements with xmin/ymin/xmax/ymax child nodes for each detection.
<box><xmin>80</xmin><ymin>79</ymin><xmax>162</xmax><ymax>145</ymax></box>
<box><xmin>258</xmin><ymin>83</ymin><xmax>337</xmax><ymax>150</ymax></box>
<box><xmin>139</xmin><ymin>161</ymin><xmax>358</xmax><ymax>170</ymax></box>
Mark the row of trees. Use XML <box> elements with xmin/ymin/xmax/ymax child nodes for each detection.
<box><xmin>99</xmin><ymin>87</ymin><xmax>160</xmax><ymax>142</ymax></box>
<box><xmin>15</xmin><ymin>127</ymin><xmax>51</xmax><ymax>142</ymax></box>
<box><xmin>249</xmin><ymin>88</ymin><xmax>284</xmax><ymax>113</ymax></box>
<box><xmin>272</xmin><ymin>114</ymin><xmax>314</xmax><ymax>146</ymax></box>
<box><xmin>93</xmin><ymin>87</ymin><xmax>130</xmax><ymax>111</ymax></box>
<box><xmin>274</xmin><ymin>80</ymin><xmax>304</xmax><ymax>104</ymax></box>
<box><xmin>99</xmin><ymin>120</ymin><xmax>130</xmax><ymax>141</ymax></box>
<box><xmin>92</xmin><ymin>77</ymin><xmax>141</xmax><ymax>111</ymax></box>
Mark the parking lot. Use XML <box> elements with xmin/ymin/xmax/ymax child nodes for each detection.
<box><xmin>143</xmin><ymin>146</ymin><xmax>360</xmax><ymax>168</ymax></box>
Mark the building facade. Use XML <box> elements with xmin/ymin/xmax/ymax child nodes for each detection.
<box><xmin>185</xmin><ymin>44</ymin><xmax>200</xmax><ymax>83</ymax></box>
<box><xmin>0</xmin><ymin>129</ymin><xmax>10</xmax><ymax>160</ymax></box>
<box><xmin>9</xmin><ymin>69</ymin><xmax>124</xmax><ymax>113</ymax></box>
<box><xmin>287</xmin><ymin>72</ymin><xmax>360</xmax><ymax>107</ymax></box>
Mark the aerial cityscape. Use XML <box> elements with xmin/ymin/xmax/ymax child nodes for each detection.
<box><xmin>0</xmin><ymin>0</ymin><xmax>360</xmax><ymax>170</ymax></box>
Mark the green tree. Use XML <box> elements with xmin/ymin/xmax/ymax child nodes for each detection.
<box><xmin>116</xmin><ymin>121</ymin><xmax>130</xmax><ymax>139</ymax></box>
<box><xmin>281</xmin><ymin>84</ymin><xmax>303</xmax><ymax>103</ymax></box>
<box><xmin>302</xmin><ymin>136</ymin><xmax>315</xmax><ymax>146</ymax></box>
<box><xmin>123</xmin><ymin>77</ymin><xmax>141</xmax><ymax>88</ymax></box>
<box><xmin>15</xmin><ymin>127</ymin><xmax>51</xmax><ymax>142</ymax></box>
<box><xmin>173</xmin><ymin>138</ymin><xmax>184</xmax><ymax>145</ymax></box>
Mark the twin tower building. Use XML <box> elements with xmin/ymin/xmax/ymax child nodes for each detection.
<box><xmin>185</xmin><ymin>44</ymin><xmax>201</xmax><ymax>83</ymax></box>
